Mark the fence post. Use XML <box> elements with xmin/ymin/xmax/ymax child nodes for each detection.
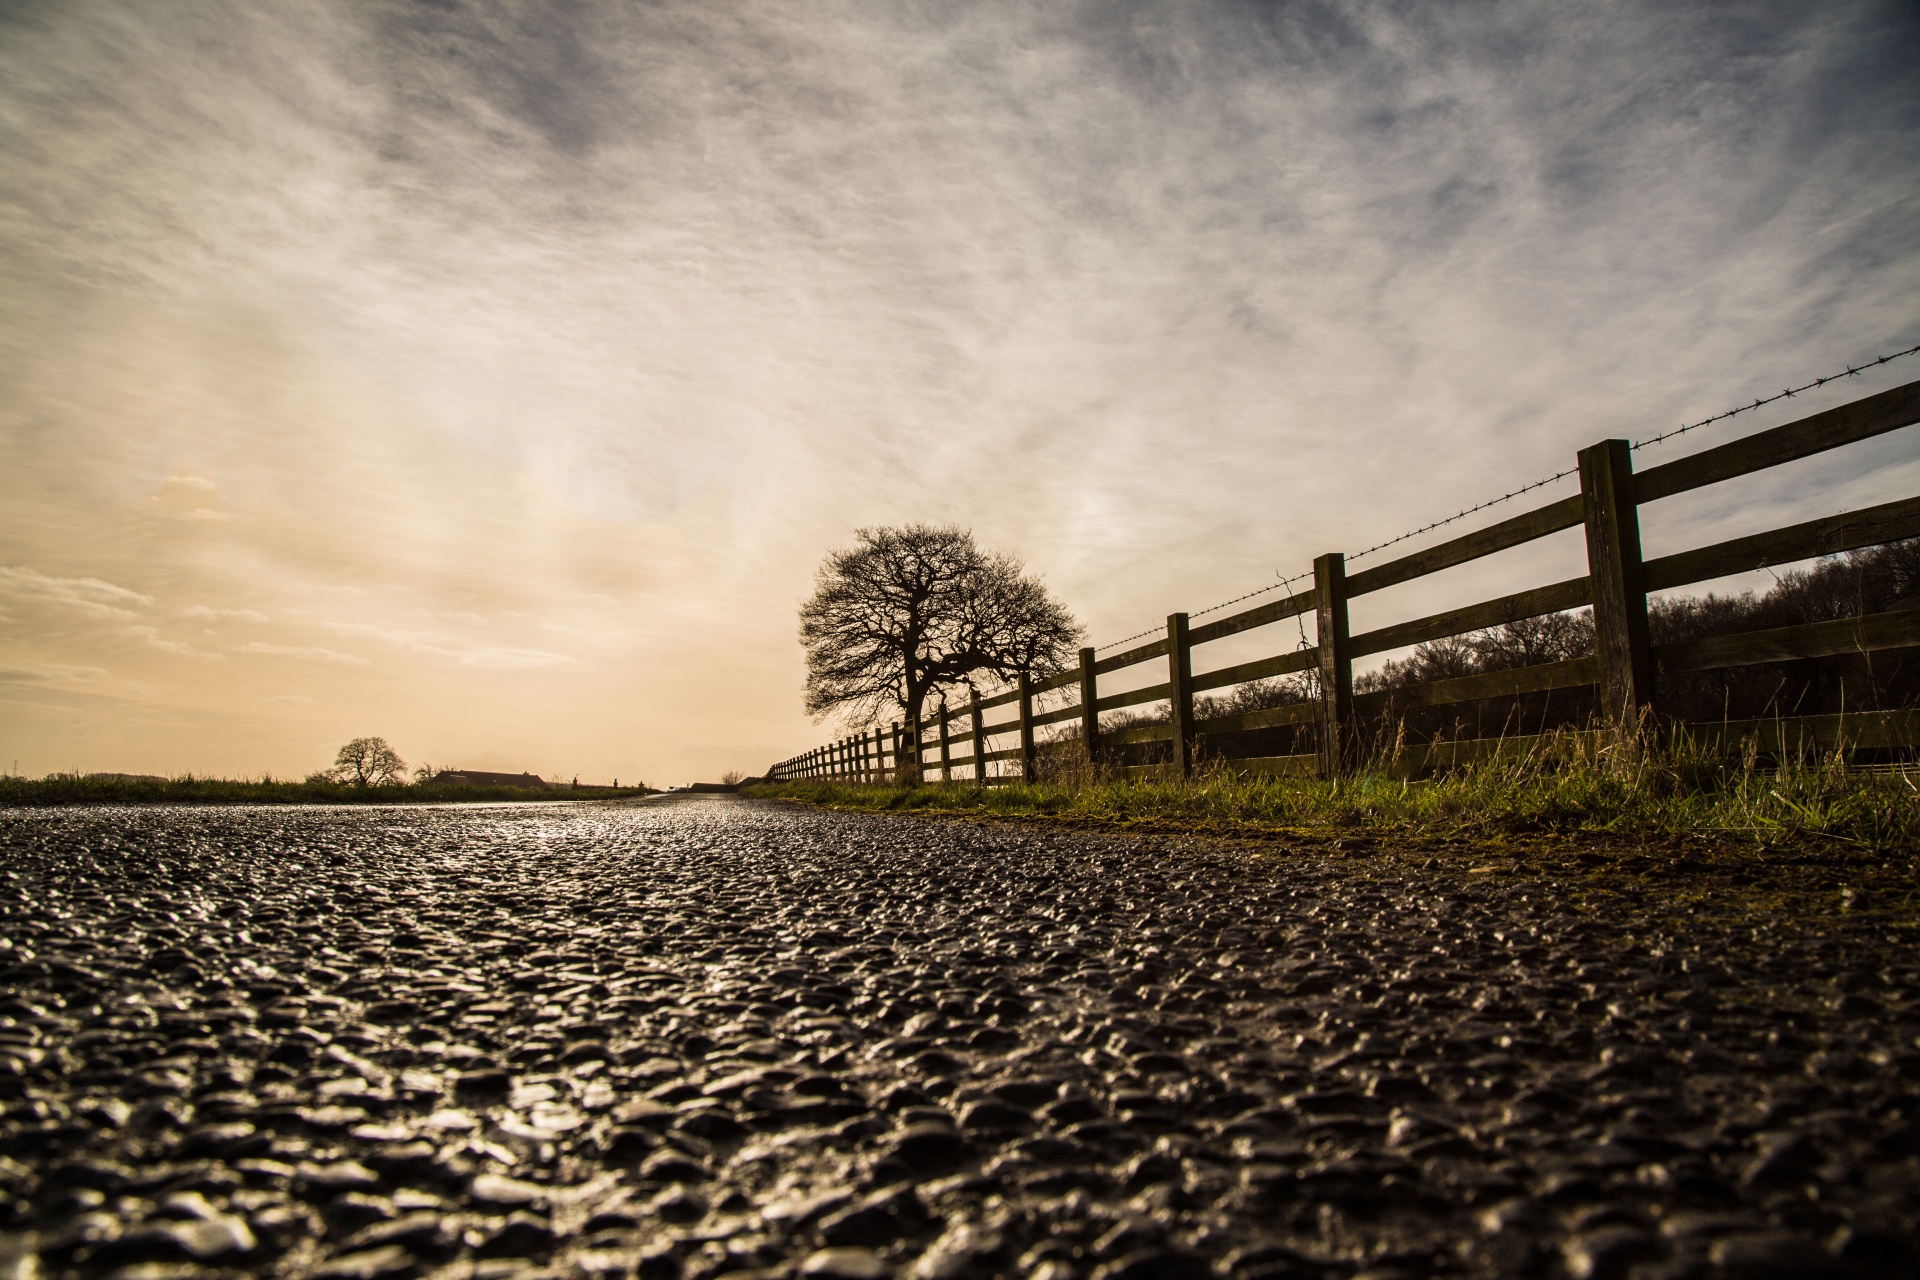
<box><xmin>1167</xmin><ymin>613</ymin><xmax>1195</xmax><ymax>778</ymax></box>
<box><xmin>1578</xmin><ymin>439</ymin><xmax>1655</xmax><ymax>735</ymax></box>
<box><xmin>937</xmin><ymin>702</ymin><xmax>951</xmax><ymax>781</ymax></box>
<box><xmin>1078</xmin><ymin>647</ymin><xmax>1100</xmax><ymax>767</ymax></box>
<box><xmin>1314</xmin><ymin>553</ymin><xmax>1354</xmax><ymax>776</ymax></box>
<box><xmin>970</xmin><ymin>689</ymin><xmax>987</xmax><ymax>785</ymax></box>
<box><xmin>1017</xmin><ymin>673</ymin><xmax>1037</xmax><ymax>783</ymax></box>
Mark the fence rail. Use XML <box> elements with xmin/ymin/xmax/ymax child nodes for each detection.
<box><xmin>767</xmin><ymin>379</ymin><xmax>1920</xmax><ymax>784</ymax></box>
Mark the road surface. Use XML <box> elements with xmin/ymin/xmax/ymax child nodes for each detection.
<box><xmin>1</xmin><ymin>794</ymin><xmax>1915</xmax><ymax>1279</ymax></box>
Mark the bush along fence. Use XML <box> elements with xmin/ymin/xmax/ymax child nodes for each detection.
<box><xmin>767</xmin><ymin>380</ymin><xmax>1920</xmax><ymax>784</ymax></box>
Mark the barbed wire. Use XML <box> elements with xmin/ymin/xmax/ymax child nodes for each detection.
<box><xmin>1343</xmin><ymin>342</ymin><xmax>1920</xmax><ymax>567</ymax></box>
<box><xmin>1083</xmin><ymin>341</ymin><xmax>1920</xmax><ymax>654</ymax></box>
<box><xmin>1630</xmin><ymin>343</ymin><xmax>1920</xmax><ymax>451</ymax></box>
<box><xmin>1342</xmin><ymin>465</ymin><xmax>1580</xmax><ymax>566</ymax></box>
<box><xmin>1094</xmin><ymin>568</ymin><xmax>1315</xmax><ymax>653</ymax></box>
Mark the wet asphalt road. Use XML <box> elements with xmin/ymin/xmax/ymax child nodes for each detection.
<box><xmin>1</xmin><ymin>794</ymin><xmax>1917</xmax><ymax>1280</ymax></box>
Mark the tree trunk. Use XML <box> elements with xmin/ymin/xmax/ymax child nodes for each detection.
<box><xmin>904</xmin><ymin>681</ymin><xmax>928</xmax><ymax>785</ymax></box>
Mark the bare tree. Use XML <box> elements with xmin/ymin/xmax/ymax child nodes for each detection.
<box><xmin>329</xmin><ymin>737</ymin><xmax>408</xmax><ymax>787</ymax></box>
<box><xmin>800</xmin><ymin>525</ymin><xmax>1081</xmax><ymax>736</ymax></box>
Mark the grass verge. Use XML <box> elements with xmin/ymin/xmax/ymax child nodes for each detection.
<box><xmin>747</xmin><ymin>746</ymin><xmax>1920</xmax><ymax>923</ymax></box>
<box><xmin>744</xmin><ymin>738</ymin><xmax>1920</xmax><ymax>853</ymax></box>
<box><xmin>0</xmin><ymin>775</ymin><xmax>652</xmax><ymax>807</ymax></box>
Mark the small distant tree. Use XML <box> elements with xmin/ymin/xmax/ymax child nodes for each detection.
<box><xmin>329</xmin><ymin>737</ymin><xmax>408</xmax><ymax>787</ymax></box>
<box><xmin>800</xmin><ymin>525</ymin><xmax>1082</xmax><ymax>737</ymax></box>
<box><xmin>720</xmin><ymin>769</ymin><xmax>746</xmax><ymax>786</ymax></box>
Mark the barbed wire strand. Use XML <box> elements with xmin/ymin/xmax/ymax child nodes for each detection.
<box><xmin>1084</xmin><ymin>342</ymin><xmax>1920</xmax><ymax>656</ymax></box>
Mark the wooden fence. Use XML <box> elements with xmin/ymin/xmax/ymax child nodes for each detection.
<box><xmin>767</xmin><ymin>381</ymin><xmax>1920</xmax><ymax>784</ymax></box>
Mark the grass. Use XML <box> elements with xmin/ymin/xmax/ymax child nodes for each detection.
<box><xmin>745</xmin><ymin>731</ymin><xmax>1920</xmax><ymax>854</ymax></box>
<box><xmin>0</xmin><ymin>774</ymin><xmax>653</xmax><ymax>807</ymax></box>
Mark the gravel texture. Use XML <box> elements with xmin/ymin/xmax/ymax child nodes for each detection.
<box><xmin>1</xmin><ymin>793</ymin><xmax>1917</xmax><ymax>1280</ymax></box>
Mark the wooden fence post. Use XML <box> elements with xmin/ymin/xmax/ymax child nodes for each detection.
<box><xmin>937</xmin><ymin>702</ymin><xmax>951</xmax><ymax>781</ymax></box>
<box><xmin>1578</xmin><ymin>438</ymin><xmax>1655</xmax><ymax>735</ymax></box>
<box><xmin>1078</xmin><ymin>647</ymin><xmax>1100</xmax><ymax>767</ymax></box>
<box><xmin>1314</xmin><ymin>553</ymin><xmax>1354</xmax><ymax>776</ymax></box>
<box><xmin>1167</xmin><ymin>613</ymin><xmax>1195</xmax><ymax>778</ymax></box>
<box><xmin>1017</xmin><ymin>673</ymin><xmax>1037</xmax><ymax>783</ymax></box>
<box><xmin>970</xmin><ymin>689</ymin><xmax>987</xmax><ymax>785</ymax></box>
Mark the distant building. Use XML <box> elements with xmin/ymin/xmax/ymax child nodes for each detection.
<box><xmin>431</xmin><ymin>770</ymin><xmax>551</xmax><ymax>789</ymax></box>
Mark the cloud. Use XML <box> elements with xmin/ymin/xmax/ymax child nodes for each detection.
<box><xmin>0</xmin><ymin>567</ymin><xmax>152</xmax><ymax>619</ymax></box>
<box><xmin>324</xmin><ymin>622</ymin><xmax>575</xmax><ymax>669</ymax></box>
<box><xmin>128</xmin><ymin>625</ymin><xmax>225</xmax><ymax>660</ymax></box>
<box><xmin>134</xmin><ymin>472</ymin><xmax>235</xmax><ymax>524</ymax></box>
<box><xmin>182</xmin><ymin>605</ymin><xmax>271</xmax><ymax>622</ymax></box>
<box><xmin>234</xmin><ymin>642</ymin><xmax>369</xmax><ymax>665</ymax></box>
<box><xmin>0</xmin><ymin>663</ymin><xmax>113</xmax><ymax>689</ymax></box>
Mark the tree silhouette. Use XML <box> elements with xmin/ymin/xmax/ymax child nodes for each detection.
<box><xmin>330</xmin><ymin>737</ymin><xmax>408</xmax><ymax>787</ymax></box>
<box><xmin>800</xmin><ymin>525</ymin><xmax>1081</xmax><ymax>743</ymax></box>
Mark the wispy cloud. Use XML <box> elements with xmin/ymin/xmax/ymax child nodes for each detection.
<box><xmin>0</xmin><ymin>567</ymin><xmax>152</xmax><ymax>619</ymax></box>
<box><xmin>128</xmin><ymin>625</ymin><xmax>224</xmax><ymax>660</ymax></box>
<box><xmin>183</xmin><ymin>605</ymin><xmax>270</xmax><ymax>623</ymax></box>
<box><xmin>324</xmin><ymin>622</ymin><xmax>575</xmax><ymax>669</ymax></box>
<box><xmin>234</xmin><ymin>641</ymin><xmax>368</xmax><ymax>665</ymax></box>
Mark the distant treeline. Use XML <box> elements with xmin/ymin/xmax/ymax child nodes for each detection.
<box><xmin>0</xmin><ymin>775</ymin><xmax>655</xmax><ymax>807</ymax></box>
<box><xmin>1090</xmin><ymin>538</ymin><xmax>1920</xmax><ymax>755</ymax></box>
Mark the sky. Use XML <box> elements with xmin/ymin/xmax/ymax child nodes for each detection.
<box><xmin>2</xmin><ymin>0</ymin><xmax>1917</xmax><ymax>786</ymax></box>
